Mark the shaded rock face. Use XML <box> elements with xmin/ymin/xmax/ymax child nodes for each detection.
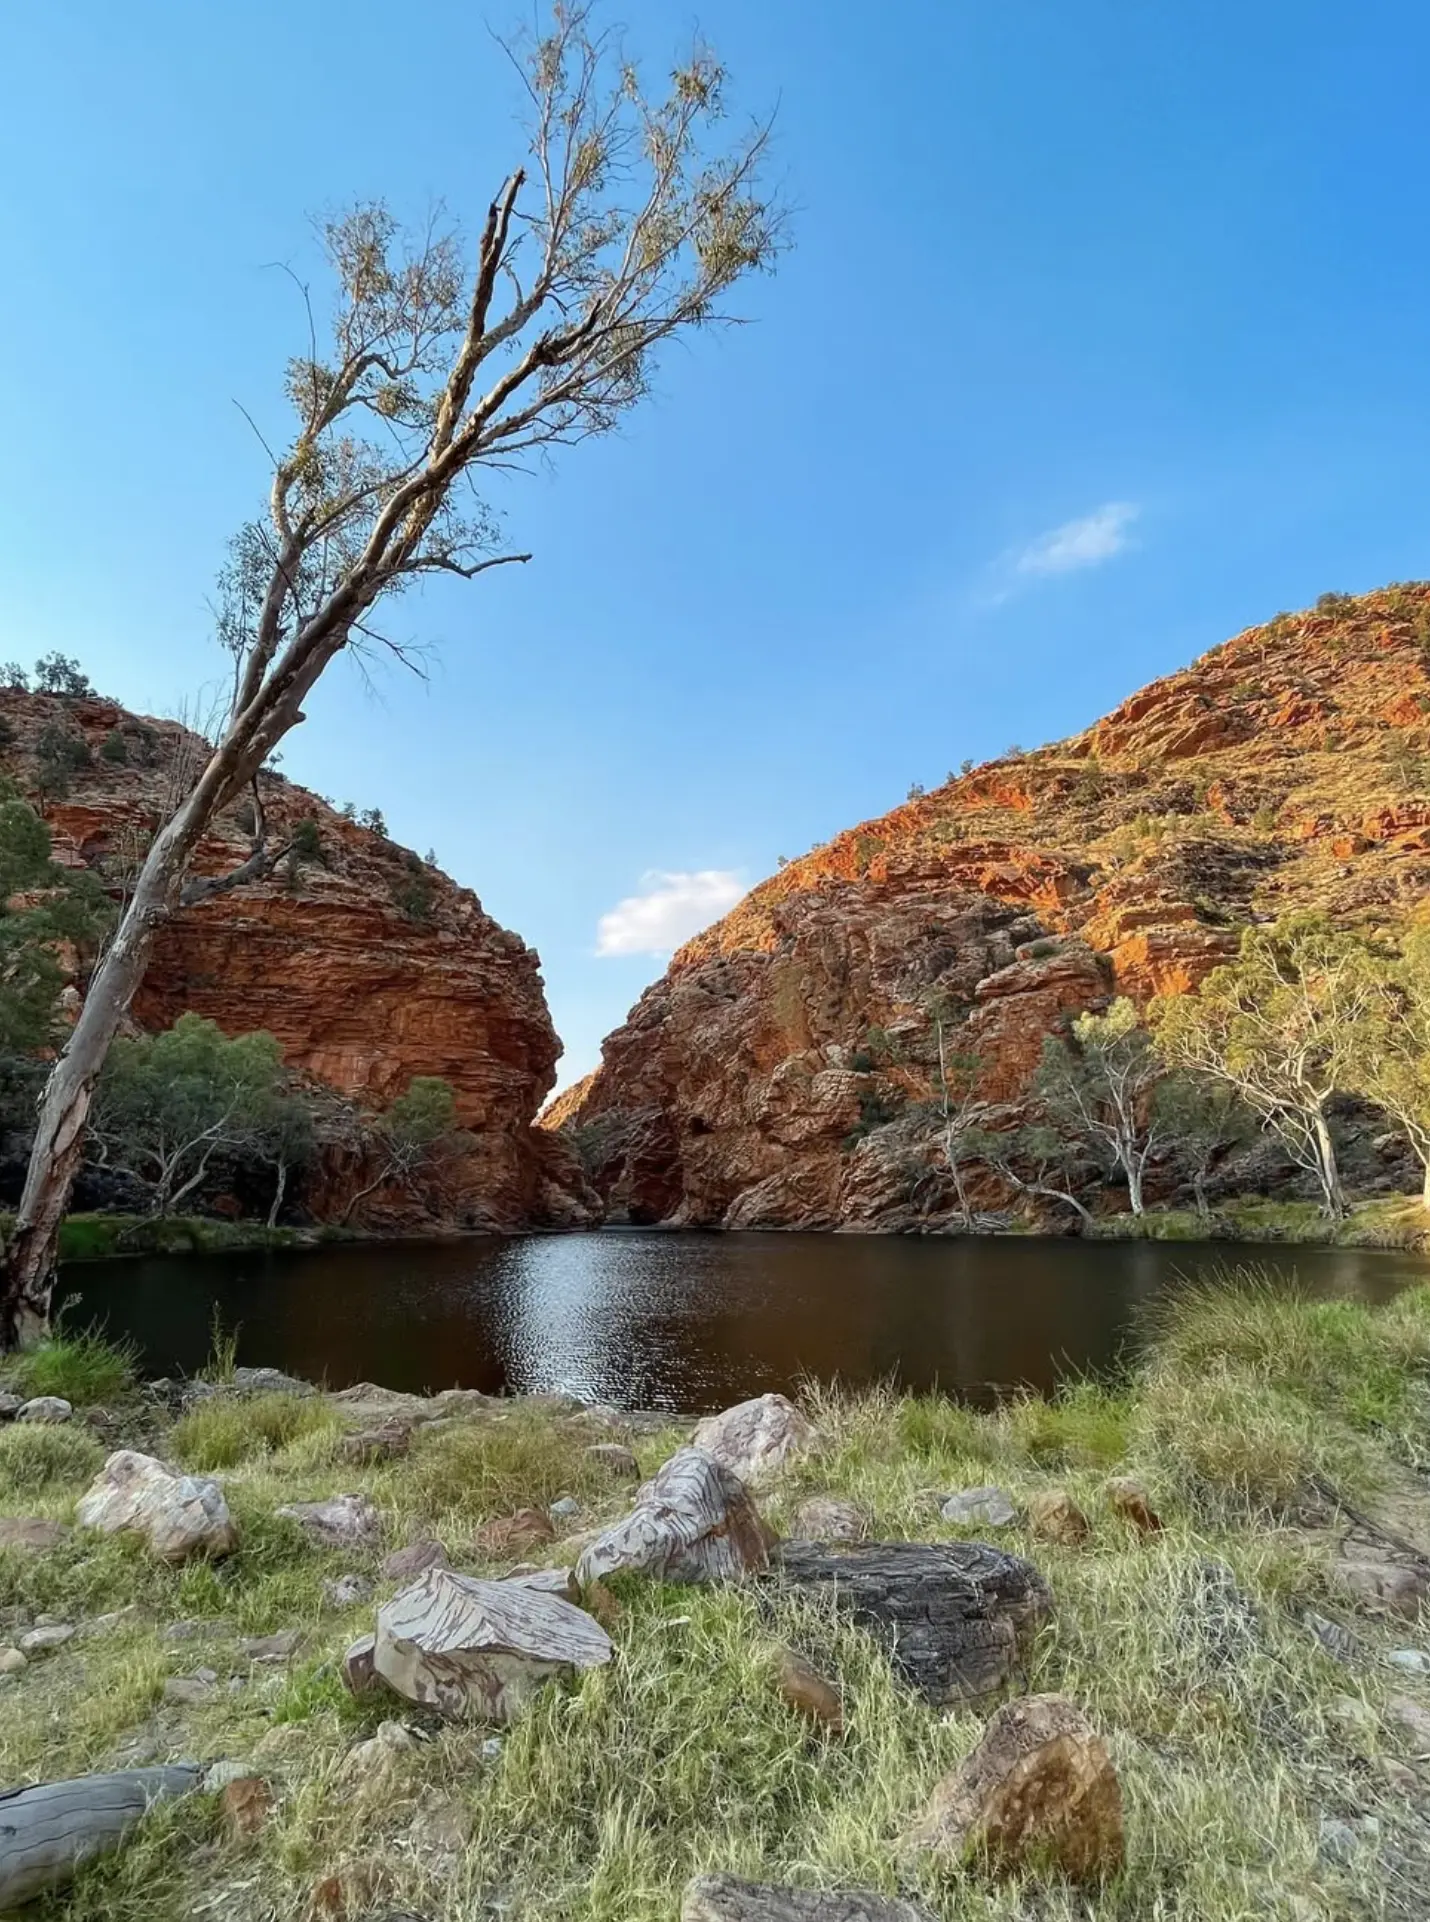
<box><xmin>0</xmin><ymin>687</ymin><xmax>593</xmax><ymax>1230</ymax></box>
<box><xmin>555</xmin><ymin>586</ymin><xmax>1430</xmax><ymax>1228</ymax></box>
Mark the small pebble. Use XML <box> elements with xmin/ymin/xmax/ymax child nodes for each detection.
<box><xmin>205</xmin><ymin>1758</ymin><xmax>264</xmax><ymax>1792</ymax></box>
<box><xmin>324</xmin><ymin>1574</ymin><xmax>372</xmax><ymax>1609</ymax></box>
<box><xmin>549</xmin><ymin>1496</ymin><xmax>582</xmax><ymax>1522</ymax></box>
<box><xmin>0</xmin><ymin>1647</ymin><xmax>26</xmax><ymax>1675</ymax></box>
<box><xmin>163</xmin><ymin>1676</ymin><xmax>215</xmax><ymax>1706</ymax></box>
<box><xmin>481</xmin><ymin>1737</ymin><xmax>504</xmax><ymax>1762</ymax></box>
<box><xmin>1318</xmin><ymin>1814</ymin><xmax>1380</xmax><ymax>1864</ymax></box>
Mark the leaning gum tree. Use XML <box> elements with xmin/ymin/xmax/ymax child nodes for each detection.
<box><xmin>0</xmin><ymin>1</ymin><xmax>780</xmax><ymax>1345</ymax></box>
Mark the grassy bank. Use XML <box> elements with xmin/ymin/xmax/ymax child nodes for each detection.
<box><xmin>6</xmin><ymin>1214</ymin><xmax>353</xmax><ymax>1263</ymax></box>
<box><xmin>1092</xmin><ymin>1194</ymin><xmax>1430</xmax><ymax>1249</ymax></box>
<box><xmin>2</xmin><ymin>1278</ymin><xmax>1429</xmax><ymax>1920</ymax></box>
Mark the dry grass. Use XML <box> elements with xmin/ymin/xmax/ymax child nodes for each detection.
<box><xmin>1</xmin><ymin>1284</ymin><xmax>1428</xmax><ymax>1919</ymax></box>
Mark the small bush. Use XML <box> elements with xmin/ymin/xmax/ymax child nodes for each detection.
<box><xmin>33</xmin><ymin>653</ymin><xmax>94</xmax><ymax>698</ymax></box>
<box><xmin>0</xmin><ymin>1423</ymin><xmax>105</xmax><ymax>1496</ymax></box>
<box><xmin>400</xmin><ymin>1413</ymin><xmax>607</xmax><ymax>1531</ymax></box>
<box><xmin>1134</xmin><ymin>1357</ymin><xmax>1364</xmax><ymax>1519</ymax></box>
<box><xmin>1002</xmin><ymin>1380</ymin><xmax>1130</xmax><ymax>1468</ymax></box>
<box><xmin>170</xmin><ymin>1392</ymin><xmax>339</xmax><ymax>1471</ymax></box>
<box><xmin>896</xmin><ymin>1394</ymin><xmax>1002</xmax><ymax>1465</ymax></box>
<box><xmin>4</xmin><ymin>1326</ymin><xmax>137</xmax><ymax>1405</ymax></box>
<box><xmin>100</xmin><ymin>730</ymin><xmax>129</xmax><ymax>765</ymax></box>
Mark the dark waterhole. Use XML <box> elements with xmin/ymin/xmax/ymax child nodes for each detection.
<box><xmin>55</xmin><ymin>1231</ymin><xmax>1427</xmax><ymax>1415</ymax></box>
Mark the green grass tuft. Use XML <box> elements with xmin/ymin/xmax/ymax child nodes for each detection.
<box><xmin>170</xmin><ymin>1391</ymin><xmax>341</xmax><ymax>1471</ymax></box>
<box><xmin>0</xmin><ymin>1421</ymin><xmax>106</xmax><ymax>1497</ymax></box>
<box><xmin>397</xmin><ymin>1405</ymin><xmax>612</xmax><ymax>1532</ymax></box>
<box><xmin>1</xmin><ymin>1323</ymin><xmax>137</xmax><ymax>1405</ymax></box>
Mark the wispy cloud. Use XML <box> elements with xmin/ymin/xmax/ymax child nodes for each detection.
<box><xmin>595</xmin><ymin>869</ymin><xmax>746</xmax><ymax>958</ymax></box>
<box><xmin>1013</xmin><ymin>501</ymin><xmax>1139</xmax><ymax>577</ymax></box>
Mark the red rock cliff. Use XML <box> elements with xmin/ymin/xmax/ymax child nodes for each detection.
<box><xmin>555</xmin><ymin>585</ymin><xmax>1430</xmax><ymax>1228</ymax></box>
<box><xmin>0</xmin><ymin>687</ymin><xmax>591</xmax><ymax>1228</ymax></box>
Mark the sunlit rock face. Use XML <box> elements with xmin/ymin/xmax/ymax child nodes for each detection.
<box><xmin>554</xmin><ymin>585</ymin><xmax>1430</xmax><ymax>1228</ymax></box>
<box><xmin>0</xmin><ymin>686</ymin><xmax>593</xmax><ymax>1229</ymax></box>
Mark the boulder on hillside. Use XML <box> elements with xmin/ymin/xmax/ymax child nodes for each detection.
<box><xmin>75</xmin><ymin>1451</ymin><xmax>237</xmax><ymax>1562</ymax></box>
<box><xmin>693</xmin><ymin>1394</ymin><xmax>819</xmax><ymax>1484</ymax></box>
<box><xmin>575</xmin><ymin>1447</ymin><xmax>772</xmax><ymax>1587</ymax></box>
<box><xmin>682</xmin><ymin>1875</ymin><xmax>934</xmax><ymax>1920</ymax></box>
<box><xmin>909</xmin><ymin>1692</ymin><xmax>1123</xmax><ymax>1881</ymax></box>
<box><xmin>773</xmin><ymin>1540</ymin><xmax>1051</xmax><ymax>1707</ymax></box>
<box><xmin>373</xmin><ymin>1565</ymin><xmax>612</xmax><ymax>1723</ymax></box>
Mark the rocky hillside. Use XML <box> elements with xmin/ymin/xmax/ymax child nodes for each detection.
<box><xmin>554</xmin><ymin>584</ymin><xmax>1430</xmax><ymax>1229</ymax></box>
<box><xmin>0</xmin><ymin>686</ymin><xmax>590</xmax><ymax>1229</ymax></box>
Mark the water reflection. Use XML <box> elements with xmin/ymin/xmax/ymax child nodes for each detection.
<box><xmin>55</xmin><ymin>1231</ymin><xmax>1427</xmax><ymax>1414</ymax></box>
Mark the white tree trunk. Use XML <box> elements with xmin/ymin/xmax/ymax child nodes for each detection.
<box><xmin>1</xmin><ymin>777</ymin><xmax>234</xmax><ymax>1345</ymax></box>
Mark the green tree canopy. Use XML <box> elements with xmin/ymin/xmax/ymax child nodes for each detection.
<box><xmin>0</xmin><ymin>792</ymin><xmax>111</xmax><ymax>1121</ymax></box>
<box><xmin>1036</xmin><ymin>997</ymin><xmax>1164</xmax><ymax>1216</ymax></box>
<box><xmin>91</xmin><ymin>1013</ymin><xmax>298</xmax><ymax>1216</ymax></box>
<box><xmin>1152</xmin><ymin>915</ymin><xmax>1381</xmax><ymax>1218</ymax></box>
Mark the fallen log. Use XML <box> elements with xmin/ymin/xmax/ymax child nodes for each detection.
<box><xmin>0</xmin><ymin>1765</ymin><xmax>201</xmax><ymax>1909</ymax></box>
<box><xmin>770</xmin><ymin>1540</ymin><xmax>1051</xmax><ymax>1706</ymax></box>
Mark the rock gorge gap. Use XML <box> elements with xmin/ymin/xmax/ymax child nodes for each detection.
<box><xmin>0</xmin><ymin>686</ymin><xmax>593</xmax><ymax>1232</ymax></box>
<box><xmin>553</xmin><ymin>584</ymin><xmax>1430</xmax><ymax>1230</ymax></box>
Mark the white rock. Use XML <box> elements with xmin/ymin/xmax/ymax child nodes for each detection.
<box><xmin>204</xmin><ymin>1759</ymin><xmax>264</xmax><ymax>1792</ymax></box>
<box><xmin>16</xmin><ymin>1396</ymin><xmax>73</xmax><ymax>1424</ymax></box>
<box><xmin>76</xmin><ymin>1450</ymin><xmax>237</xmax><ymax>1562</ymax></box>
<box><xmin>574</xmin><ymin>1447</ymin><xmax>771</xmax><ymax>1587</ymax></box>
<box><xmin>1386</xmin><ymin>1693</ymin><xmax>1430</xmax><ymax>1752</ymax></box>
<box><xmin>692</xmin><ymin>1394</ymin><xmax>818</xmax><ymax>1484</ymax></box>
<box><xmin>1387</xmin><ymin>1649</ymin><xmax>1430</xmax><ymax>1676</ymax></box>
<box><xmin>274</xmin><ymin>1493</ymin><xmax>381</xmax><ymax>1547</ymax></box>
<box><xmin>323</xmin><ymin>1573</ymin><xmax>373</xmax><ymax>1608</ymax></box>
<box><xmin>0</xmin><ymin>1392</ymin><xmax>24</xmax><ymax>1420</ymax></box>
<box><xmin>0</xmin><ymin>1646</ymin><xmax>28</xmax><ymax>1674</ymax></box>
<box><xmin>343</xmin><ymin>1719</ymin><xmax>416</xmax><ymax>1784</ymax></box>
<box><xmin>941</xmin><ymin>1486</ymin><xmax>1020</xmax><ymax>1528</ymax></box>
<box><xmin>19</xmin><ymin>1624</ymin><xmax>74</xmax><ymax>1655</ymax></box>
<box><xmin>374</xmin><ymin>1565</ymin><xmax>613</xmax><ymax>1723</ymax></box>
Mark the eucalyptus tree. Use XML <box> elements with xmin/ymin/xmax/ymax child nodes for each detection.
<box><xmin>1036</xmin><ymin>997</ymin><xmax>1164</xmax><ymax>1216</ymax></box>
<box><xmin>0</xmin><ymin>3</ymin><xmax>781</xmax><ymax>1344</ymax></box>
<box><xmin>1152</xmin><ymin>915</ymin><xmax>1380</xmax><ymax>1219</ymax></box>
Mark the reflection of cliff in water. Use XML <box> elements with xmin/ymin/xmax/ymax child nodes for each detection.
<box><xmin>57</xmin><ymin>1232</ymin><xmax>1423</xmax><ymax>1415</ymax></box>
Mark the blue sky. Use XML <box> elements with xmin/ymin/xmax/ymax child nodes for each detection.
<box><xmin>4</xmin><ymin>2</ymin><xmax>1430</xmax><ymax>1091</ymax></box>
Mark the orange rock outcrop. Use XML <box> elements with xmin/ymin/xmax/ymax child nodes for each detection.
<box><xmin>0</xmin><ymin>688</ymin><xmax>590</xmax><ymax>1229</ymax></box>
<box><xmin>556</xmin><ymin>585</ymin><xmax>1430</xmax><ymax>1228</ymax></box>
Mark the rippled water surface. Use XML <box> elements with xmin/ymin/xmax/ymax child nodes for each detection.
<box><xmin>55</xmin><ymin>1230</ymin><xmax>1428</xmax><ymax>1414</ymax></box>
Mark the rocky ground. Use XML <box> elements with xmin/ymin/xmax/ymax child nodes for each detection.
<box><xmin>1</xmin><ymin>1281</ymin><xmax>1430</xmax><ymax>1921</ymax></box>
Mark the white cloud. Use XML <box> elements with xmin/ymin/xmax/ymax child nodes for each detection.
<box><xmin>1013</xmin><ymin>501</ymin><xmax>1139</xmax><ymax>577</ymax></box>
<box><xmin>595</xmin><ymin>869</ymin><xmax>746</xmax><ymax>958</ymax></box>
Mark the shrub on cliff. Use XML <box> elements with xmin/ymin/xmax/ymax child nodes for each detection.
<box><xmin>0</xmin><ymin>789</ymin><xmax>112</xmax><ymax>1128</ymax></box>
